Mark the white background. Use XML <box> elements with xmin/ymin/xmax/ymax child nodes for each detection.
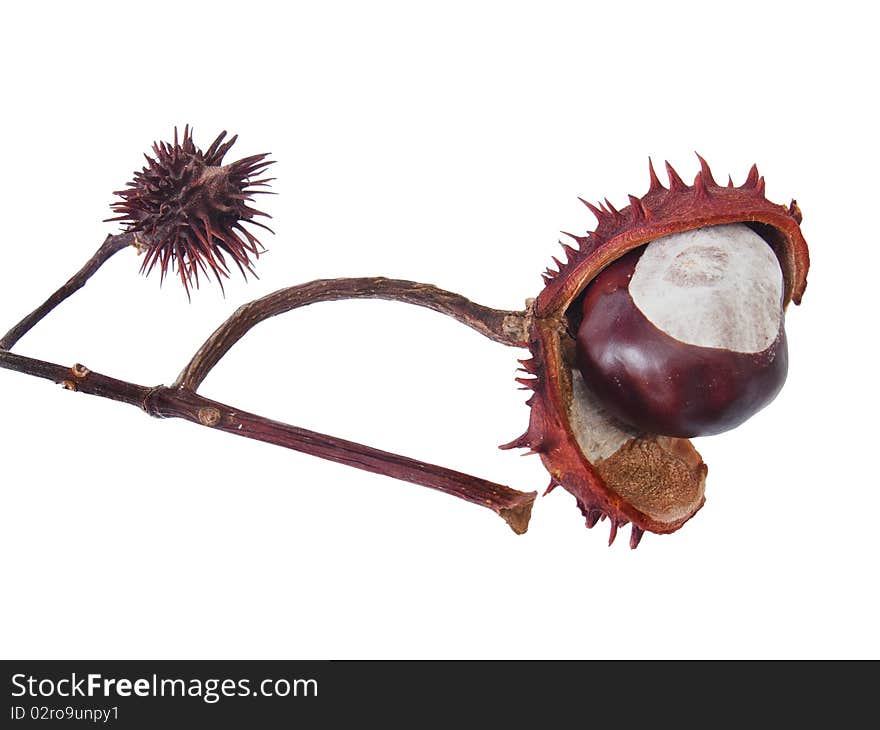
<box><xmin>1</xmin><ymin>1</ymin><xmax>877</xmax><ymax>659</ymax></box>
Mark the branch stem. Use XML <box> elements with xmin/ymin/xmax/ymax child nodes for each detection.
<box><xmin>0</xmin><ymin>232</ymin><xmax>136</xmax><ymax>351</ymax></box>
<box><xmin>0</xmin><ymin>350</ymin><xmax>154</xmax><ymax>407</ymax></box>
<box><xmin>146</xmin><ymin>386</ymin><xmax>536</xmax><ymax>533</ymax></box>
<box><xmin>0</xmin><ymin>350</ymin><xmax>535</xmax><ymax>533</ymax></box>
<box><xmin>1</xmin><ymin>243</ymin><xmax>536</xmax><ymax>533</ymax></box>
<box><xmin>176</xmin><ymin>277</ymin><xmax>529</xmax><ymax>390</ymax></box>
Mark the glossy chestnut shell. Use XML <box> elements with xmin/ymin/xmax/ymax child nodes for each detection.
<box><xmin>574</xmin><ymin>244</ymin><xmax>788</xmax><ymax>438</ymax></box>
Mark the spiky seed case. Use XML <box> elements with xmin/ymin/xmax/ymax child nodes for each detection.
<box><xmin>506</xmin><ymin>158</ymin><xmax>810</xmax><ymax>546</ymax></box>
<box><xmin>107</xmin><ymin>126</ymin><xmax>274</xmax><ymax>295</ymax></box>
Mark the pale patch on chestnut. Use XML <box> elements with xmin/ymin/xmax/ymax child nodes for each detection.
<box><xmin>629</xmin><ymin>223</ymin><xmax>783</xmax><ymax>354</ymax></box>
<box><xmin>663</xmin><ymin>245</ymin><xmax>729</xmax><ymax>287</ymax></box>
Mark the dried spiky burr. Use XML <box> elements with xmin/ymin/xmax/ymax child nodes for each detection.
<box><xmin>107</xmin><ymin>126</ymin><xmax>274</xmax><ymax>294</ymax></box>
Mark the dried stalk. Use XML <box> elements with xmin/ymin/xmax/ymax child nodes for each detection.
<box><xmin>0</xmin><ymin>232</ymin><xmax>136</xmax><ymax>350</ymax></box>
<box><xmin>0</xmin><ymin>242</ymin><xmax>536</xmax><ymax>533</ymax></box>
<box><xmin>176</xmin><ymin>277</ymin><xmax>530</xmax><ymax>390</ymax></box>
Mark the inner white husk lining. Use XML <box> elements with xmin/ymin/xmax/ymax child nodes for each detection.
<box><xmin>568</xmin><ymin>369</ymin><xmax>636</xmax><ymax>461</ymax></box>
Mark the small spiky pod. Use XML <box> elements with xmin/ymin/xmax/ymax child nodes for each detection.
<box><xmin>504</xmin><ymin>156</ymin><xmax>810</xmax><ymax>548</ymax></box>
<box><xmin>108</xmin><ymin>126</ymin><xmax>274</xmax><ymax>294</ymax></box>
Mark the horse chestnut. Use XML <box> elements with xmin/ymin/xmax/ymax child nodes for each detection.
<box><xmin>575</xmin><ymin>223</ymin><xmax>787</xmax><ymax>438</ymax></box>
<box><xmin>507</xmin><ymin>158</ymin><xmax>810</xmax><ymax>543</ymax></box>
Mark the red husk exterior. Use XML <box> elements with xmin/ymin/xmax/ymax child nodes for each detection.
<box><xmin>507</xmin><ymin>158</ymin><xmax>811</xmax><ymax>546</ymax></box>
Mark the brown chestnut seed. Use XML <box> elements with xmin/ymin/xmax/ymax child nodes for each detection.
<box><xmin>575</xmin><ymin>223</ymin><xmax>787</xmax><ymax>438</ymax></box>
